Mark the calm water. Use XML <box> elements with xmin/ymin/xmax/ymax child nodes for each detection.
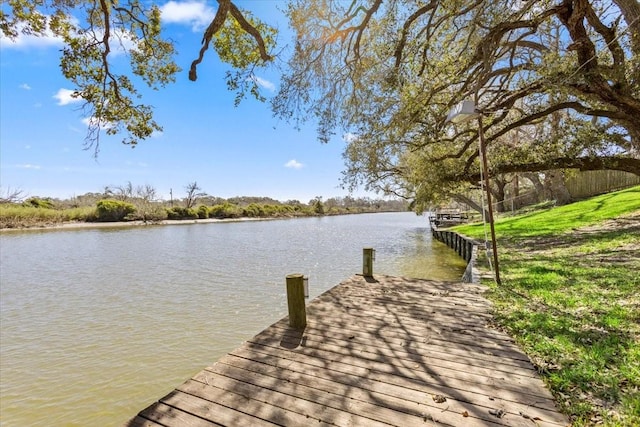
<box><xmin>0</xmin><ymin>212</ymin><xmax>466</xmax><ymax>426</ymax></box>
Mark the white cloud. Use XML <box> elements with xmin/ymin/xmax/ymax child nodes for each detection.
<box><xmin>1</xmin><ymin>17</ymin><xmax>134</xmax><ymax>54</ymax></box>
<box><xmin>160</xmin><ymin>1</ymin><xmax>215</xmax><ymax>31</ymax></box>
<box><xmin>0</xmin><ymin>16</ymin><xmax>65</xmax><ymax>49</ymax></box>
<box><xmin>342</xmin><ymin>132</ymin><xmax>359</xmax><ymax>142</ymax></box>
<box><xmin>17</xmin><ymin>164</ymin><xmax>41</xmax><ymax>170</ymax></box>
<box><xmin>0</xmin><ymin>29</ymin><xmax>63</xmax><ymax>49</ymax></box>
<box><xmin>19</xmin><ymin>83</ymin><xmax>32</xmax><ymax>90</ymax></box>
<box><xmin>81</xmin><ymin>116</ymin><xmax>115</xmax><ymax>130</ymax></box>
<box><xmin>252</xmin><ymin>75</ymin><xmax>276</xmax><ymax>92</ymax></box>
<box><xmin>124</xmin><ymin>161</ymin><xmax>149</xmax><ymax>167</ymax></box>
<box><xmin>285</xmin><ymin>159</ymin><xmax>304</xmax><ymax>169</ymax></box>
<box><xmin>54</xmin><ymin>88</ymin><xmax>81</xmax><ymax>106</ymax></box>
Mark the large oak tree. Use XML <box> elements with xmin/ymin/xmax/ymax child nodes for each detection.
<box><xmin>273</xmin><ymin>0</ymin><xmax>640</xmax><ymax>208</ymax></box>
<box><xmin>2</xmin><ymin>0</ymin><xmax>639</xmax><ymax>206</ymax></box>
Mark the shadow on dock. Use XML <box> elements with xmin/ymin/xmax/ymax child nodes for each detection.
<box><xmin>125</xmin><ymin>275</ymin><xmax>569</xmax><ymax>427</ymax></box>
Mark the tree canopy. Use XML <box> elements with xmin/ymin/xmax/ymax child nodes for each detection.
<box><xmin>1</xmin><ymin>0</ymin><xmax>275</xmax><ymax>152</ymax></box>
<box><xmin>273</xmin><ymin>0</ymin><xmax>640</xmax><ymax>208</ymax></box>
<box><xmin>2</xmin><ymin>0</ymin><xmax>639</xmax><ymax>207</ymax></box>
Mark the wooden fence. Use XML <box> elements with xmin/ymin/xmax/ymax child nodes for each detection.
<box><xmin>565</xmin><ymin>170</ymin><xmax>640</xmax><ymax>199</ymax></box>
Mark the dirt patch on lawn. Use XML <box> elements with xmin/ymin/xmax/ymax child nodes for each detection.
<box><xmin>516</xmin><ymin>211</ymin><xmax>640</xmax><ymax>257</ymax></box>
<box><xmin>576</xmin><ymin>211</ymin><xmax>640</xmax><ymax>235</ymax></box>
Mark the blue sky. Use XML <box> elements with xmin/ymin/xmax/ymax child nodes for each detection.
<box><xmin>0</xmin><ymin>1</ymin><xmax>363</xmax><ymax>203</ymax></box>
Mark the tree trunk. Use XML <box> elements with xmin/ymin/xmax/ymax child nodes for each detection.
<box><xmin>491</xmin><ymin>177</ymin><xmax>508</xmax><ymax>213</ymax></box>
<box><xmin>544</xmin><ymin>170</ymin><xmax>573</xmax><ymax>205</ymax></box>
<box><xmin>521</xmin><ymin>172</ymin><xmax>546</xmax><ymax>202</ymax></box>
<box><xmin>614</xmin><ymin>0</ymin><xmax>640</xmax><ymax>57</ymax></box>
<box><xmin>513</xmin><ymin>174</ymin><xmax>520</xmax><ymax>210</ymax></box>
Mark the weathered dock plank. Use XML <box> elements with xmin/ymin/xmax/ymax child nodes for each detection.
<box><xmin>126</xmin><ymin>275</ymin><xmax>569</xmax><ymax>427</ymax></box>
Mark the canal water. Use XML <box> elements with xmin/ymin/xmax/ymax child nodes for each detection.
<box><xmin>0</xmin><ymin>212</ymin><xmax>466</xmax><ymax>426</ymax></box>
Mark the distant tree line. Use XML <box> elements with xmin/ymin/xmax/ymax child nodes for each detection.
<box><xmin>0</xmin><ymin>181</ymin><xmax>408</xmax><ymax>228</ymax></box>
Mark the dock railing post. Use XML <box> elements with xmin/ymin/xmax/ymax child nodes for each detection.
<box><xmin>363</xmin><ymin>248</ymin><xmax>375</xmax><ymax>277</ymax></box>
<box><xmin>286</xmin><ymin>274</ymin><xmax>307</xmax><ymax>329</ymax></box>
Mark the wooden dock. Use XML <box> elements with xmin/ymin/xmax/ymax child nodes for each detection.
<box><xmin>125</xmin><ymin>275</ymin><xmax>569</xmax><ymax>426</ymax></box>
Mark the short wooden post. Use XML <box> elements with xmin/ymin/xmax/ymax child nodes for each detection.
<box><xmin>363</xmin><ymin>247</ymin><xmax>375</xmax><ymax>277</ymax></box>
<box><xmin>286</xmin><ymin>274</ymin><xmax>306</xmax><ymax>329</ymax></box>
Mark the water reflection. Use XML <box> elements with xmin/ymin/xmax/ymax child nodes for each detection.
<box><xmin>0</xmin><ymin>212</ymin><xmax>465</xmax><ymax>426</ymax></box>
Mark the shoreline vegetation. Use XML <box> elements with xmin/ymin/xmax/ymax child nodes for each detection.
<box><xmin>0</xmin><ymin>190</ymin><xmax>409</xmax><ymax>231</ymax></box>
<box><xmin>453</xmin><ymin>186</ymin><xmax>640</xmax><ymax>426</ymax></box>
<box><xmin>0</xmin><ymin>216</ymin><xmax>289</xmax><ymax>232</ymax></box>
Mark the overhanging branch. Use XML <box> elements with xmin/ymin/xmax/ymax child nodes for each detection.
<box><xmin>456</xmin><ymin>156</ymin><xmax>640</xmax><ymax>183</ymax></box>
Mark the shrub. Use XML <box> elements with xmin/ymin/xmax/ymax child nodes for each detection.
<box><xmin>243</xmin><ymin>203</ymin><xmax>264</xmax><ymax>217</ymax></box>
<box><xmin>165</xmin><ymin>208</ymin><xmax>179</xmax><ymax>220</ymax></box>
<box><xmin>209</xmin><ymin>203</ymin><xmax>242</xmax><ymax>219</ymax></box>
<box><xmin>147</xmin><ymin>207</ymin><xmax>168</xmax><ymax>221</ymax></box>
<box><xmin>209</xmin><ymin>204</ymin><xmax>224</xmax><ymax>218</ymax></box>
<box><xmin>166</xmin><ymin>206</ymin><xmax>198</xmax><ymax>220</ymax></box>
<box><xmin>67</xmin><ymin>206</ymin><xmax>98</xmax><ymax>222</ymax></box>
<box><xmin>312</xmin><ymin>199</ymin><xmax>325</xmax><ymax>215</ymax></box>
<box><xmin>283</xmin><ymin>205</ymin><xmax>295</xmax><ymax>214</ymax></box>
<box><xmin>24</xmin><ymin>197</ymin><xmax>55</xmax><ymax>209</ymax></box>
<box><xmin>262</xmin><ymin>204</ymin><xmax>278</xmax><ymax>217</ymax></box>
<box><xmin>197</xmin><ymin>205</ymin><xmax>209</xmax><ymax>219</ymax></box>
<box><xmin>95</xmin><ymin>199</ymin><xmax>136</xmax><ymax>222</ymax></box>
<box><xmin>128</xmin><ymin>205</ymin><xmax>167</xmax><ymax>222</ymax></box>
<box><xmin>328</xmin><ymin>206</ymin><xmax>345</xmax><ymax>215</ymax></box>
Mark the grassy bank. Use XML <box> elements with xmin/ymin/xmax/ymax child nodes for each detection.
<box><xmin>0</xmin><ymin>205</ymin><xmax>97</xmax><ymax>228</ymax></box>
<box><xmin>0</xmin><ymin>199</ymin><xmax>406</xmax><ymax>229</ymax></box>
<box><xmin>454</xmin><ymin>186</ymin><xmax>640</xmax><ymax>426</ymax></box>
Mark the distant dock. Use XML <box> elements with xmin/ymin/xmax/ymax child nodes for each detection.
<box><xmin>126</xmin><ymin>275</ymin><xmax>569</xmax><ymax>426</ymax></box>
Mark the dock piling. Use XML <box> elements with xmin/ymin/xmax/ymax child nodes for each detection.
<box><xmin>286</xmin><ymin>274</ymin><xmax>307</xmax><ymax>329</ymax></box>
<box><xmin>363</xmin><ymin>247</ymin><xmax>375</xmax><ymax>277</ymax></box>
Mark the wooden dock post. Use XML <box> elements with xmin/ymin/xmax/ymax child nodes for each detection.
<box><xmin>286</xmin><ymin>274</ymin><xmax>306</xmax><ymax>329</ymax></box>
<box><xmin>363</xmin><ymin>247</ymin><xmax>375</xmax><ymax>277</ymax></box>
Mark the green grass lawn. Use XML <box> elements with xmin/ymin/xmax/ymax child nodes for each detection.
<box><xmin>454</xmin><ymin>186</ymin><xmax>640</xmax><ymax>426</ymax></box>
